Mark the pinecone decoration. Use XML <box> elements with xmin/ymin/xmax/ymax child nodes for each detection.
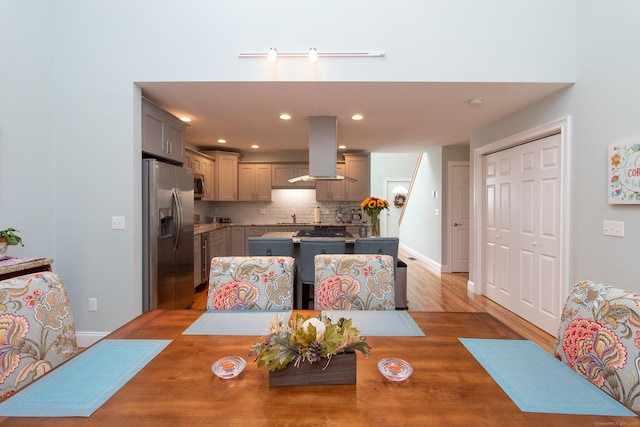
<box><xmin>306</xmin><ymin>341</ymin><xmax>325</xmax><ymax>363</ymax></box>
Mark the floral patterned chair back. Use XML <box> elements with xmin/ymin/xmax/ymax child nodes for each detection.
<box><xmin>207</xmin><ymin>256</ymin><xmax>294</xmax><ymax>310</ymax></box>
<box><xmin>0</xmin><ymin>271</ymin><xmax>78</xmax><ymax>401</ymax></box>
<box><xmin>554</xmin><ymin>280</ymin><xmax>640</xmax><ymax>412</ymax></box>
<box><xmin>313</xmin><ymin>254</ymin><xmax>395</xmax><ymax>310</ymax></box>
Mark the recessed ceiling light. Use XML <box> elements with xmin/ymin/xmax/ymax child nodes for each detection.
<box><xmin>351</xmin><ymin>114</ymin><xmax>364</xmax><ymax>121</ymax></box>
<box><xmin>338</xmin><ymin>145</ymin><xmax>347</xmax><ymax>150</ymax></box>
<box><xmin>469</xmin><ymin>98</ymin><xmax>484</xmax><ymax>107</ymax></box>
<box><xmin>251</xmin><ymin>144</ymin><xmax>260</xmax><ymax>149</ymax></box>
<box><xmin>280</xmin><ymin>114</ymin><xmax>292</xmax><ymax>120</ymax></box>
<box><xmin>217</xmin><ymin>139</ymin><xmax>227</xmax><ymax>144</ymax></box>
<box><xmin>180</xmin><ymin>117</ymin><xmax>192</xmax><ymax>122</ymax></box>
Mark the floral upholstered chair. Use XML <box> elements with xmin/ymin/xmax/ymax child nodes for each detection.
<box><xmin>0</xmin><ymin>271</ymin><xmax>78</xmax><ymax>401</ymax></box>
<box><xmin>313</xmin><ymin>254</ymin><xmax>395</xmax><ymax>310</ymax></box>
<box><xmin>554</xmin><ymin>280</ymin><xmax>640</xmax><ymax>412</ymax></box>
<box><xmin>207</xmin><ymin>256</ymin><xmax>295</xmax><ymax>310</ymax></box>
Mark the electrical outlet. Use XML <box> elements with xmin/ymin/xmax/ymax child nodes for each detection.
<box><xmin>603</xmin><ymin>220</ymin><xmax>624</xmax><ymax>237</ymax></box>
<box><xmin>89</xmin><ymin>298</ymin><xmax>98</xmax><ymax>312</ymax></box>
<box><xmin>111</xmin><ymin>216</ymin><xmax>125</xmax><ymax>230</ymax></box>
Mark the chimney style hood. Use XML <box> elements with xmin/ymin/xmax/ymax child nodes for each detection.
<box><xmin>288</xmin><ymin>116</ymin><xmax>356</xmax><ymax>183</ymax></box>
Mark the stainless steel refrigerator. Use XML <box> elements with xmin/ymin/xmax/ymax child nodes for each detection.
<box><xmin>142</xmin><ymin>159</ymin><xmax>194</xmax><ymax>312</ymax></box>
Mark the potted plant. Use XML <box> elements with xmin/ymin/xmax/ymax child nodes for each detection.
<box><xmin>0</xmin><ymin>228</ymin><xmax>24</xmax><ymax>256</ymax></box>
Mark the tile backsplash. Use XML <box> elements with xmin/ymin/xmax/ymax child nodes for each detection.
<box><xmin>194</xmin><ymin>189</ymin><xmax>364</xmax><ymax>224</ymax></box>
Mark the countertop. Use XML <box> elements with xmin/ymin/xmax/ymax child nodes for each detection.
<box><xmin>194</xmin><ymin>222</ymin><xmax>367</xmax><ymax>235</ymax></box>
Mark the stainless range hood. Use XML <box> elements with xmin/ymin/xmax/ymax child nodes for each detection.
<box><xmin>288</xmin><ymin>116</ymin><xmax>356</xmax><ymax>183</ymax></box>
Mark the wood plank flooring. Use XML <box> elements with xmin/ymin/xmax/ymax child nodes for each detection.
<box><xmin>193</xmin><ymin>248</ymin><xmax>556</xmax><ymax>353</ymax></box>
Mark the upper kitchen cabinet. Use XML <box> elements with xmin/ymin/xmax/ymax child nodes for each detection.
<box><xmin>204</xmin><ymin>151</ymin><xmax>240</xmax><ymax>201</ymax></box>
<box><xmin>201</xmin><ymin>156</ymin><xmax>215</xmax><ymax>201</ymax></box>
<box><xmin>344</xmin><ymin>153</ymin><xmax>370</xmax><ymax>201</ymax></box>
<box><xmin>142</xmin><ymin>99</ymin><xmax>186</xmax><ymax>164</ymax></box>
<box><xmin>316</xmin><ymin>163</ymin><xmax>346</xmax><ymax>201</ymax></box>
<box><xmin>184</xmin><ymin>148</ymin><xmax>203</xmax><ymax>173</ymax></box>
<box><xmin>238</xmin><ymin>163</ymin><xmax>272</xmax><ymax>201</ymax></box>
<box><xmin>185</xmin><ymin>149</ymin><xmax>216</xmax><ymax>200</ymax></box>
<box><xmin>315</xmin><ymin>154</ymin><xmax>370</xmax><ymax>201</ymax></box>
<box><xmin>271</xmin><ymin>164</ymin><xmax>315</xmax><ymax>189</ymax></box>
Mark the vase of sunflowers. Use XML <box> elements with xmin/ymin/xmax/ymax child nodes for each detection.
<box><xmin>360</xmin><ymin>197</ymin><xmax>389</xmax><ymax>237</ymax></box>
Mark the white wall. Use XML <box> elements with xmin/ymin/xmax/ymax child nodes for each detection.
<box><xmin>0</xmin><ymin>0</ymin><xmax>577</xmax><ymax>337</ymax></box>
<box><xmin>398</xmin><ymin>148</ymin><xmax>443</xmax><ymax>265</ymax></box>
<box><xmin>470</xmin><ymin>1</ymin><xmax>640</xmax><ymax>292</ymax></box>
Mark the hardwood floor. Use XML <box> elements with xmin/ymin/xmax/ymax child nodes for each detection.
<box><xmin>193</xmin><ymin>248</ymin><xmax>556</xmax><ymax>353</ymax></box>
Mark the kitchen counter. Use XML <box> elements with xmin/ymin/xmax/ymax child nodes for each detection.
<box><xmin>194</xmin><ymin>222</ymin><xmax>366</xmax><ymax>235</ymax></box>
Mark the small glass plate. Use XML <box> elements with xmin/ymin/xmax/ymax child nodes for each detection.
<box><xmin>378</xmin><ymin>358</ymin><xmax>413</xmax><ymax>381</ymax></box>
<box><xmin>212</xmin><ymin>356</ymin><xmax>246</xmax><ymax>379</ymax></box>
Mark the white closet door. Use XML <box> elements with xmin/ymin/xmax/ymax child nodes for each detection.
<box><xmin>483</xmin><ymin>133</ymin><xmax>562</xmax><ymax>334</ymax></box>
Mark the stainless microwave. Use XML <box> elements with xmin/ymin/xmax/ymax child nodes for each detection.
<box><xmin>194</xmin><ymin>173</ymin><xmax>205</xmax><ymax>199</ymax></box>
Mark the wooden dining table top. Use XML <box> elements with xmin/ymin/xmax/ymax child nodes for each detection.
<box><xmin>0</xmin><ymin>309</ymin><xmax>633</xmax><ymax>427</ymax></box>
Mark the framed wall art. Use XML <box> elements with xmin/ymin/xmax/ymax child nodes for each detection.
<box><xmin>609</xmin><ymin>142</ymin><xmax>640</xmax><ymax>204</ymax></box>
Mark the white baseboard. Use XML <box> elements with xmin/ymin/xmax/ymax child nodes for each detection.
<box><xmin>76</xmin><ymin>331</ymin><xmax>109</xmax><ymax>348</ymax></box>
<box><xmin>467</xmin><ymin>279</ymin><xmax>479</xmax><ymax>294</ymax></box>
<box><xmin>398</xmin><ymin>243</ymin><xmax>441</xmax><ymax>273</ymax></box>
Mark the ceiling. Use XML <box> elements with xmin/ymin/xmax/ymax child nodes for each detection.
<box><xmin>138</xmin><ymin>81</ymin><xmax>571</xmax><ymax>155</ymax></box>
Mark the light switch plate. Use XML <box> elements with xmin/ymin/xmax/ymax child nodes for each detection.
<box><xmin>603</xmin><ymin>220</ymin><xmax>624</xmax><ymax>237</ymax></box>
<box><xmin>111</xmin><ymin>216</ymin><xmax>125</xmax><ymax>230</ymax></box>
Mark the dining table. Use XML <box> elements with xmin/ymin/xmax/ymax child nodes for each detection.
<box><xmin>0</xmin><ymin>309</ymin><xmax>634</xmax><ymax>427</ymax></box>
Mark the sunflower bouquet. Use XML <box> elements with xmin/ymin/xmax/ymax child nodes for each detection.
<box><xmin>360</xmin><ymin>197</ymin><xmax>389</xmax><ymax>217</ymax></box>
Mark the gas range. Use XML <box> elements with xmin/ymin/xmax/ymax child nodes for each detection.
<box><xmin>294</xmin><ymin>226</ymin><xmax>353</xmax><ymax>238</ymax></box>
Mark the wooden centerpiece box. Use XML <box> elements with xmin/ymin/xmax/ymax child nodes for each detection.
<box><xmin>268</xmin><ymin>352</ymin><xmax>356</xmax><ymax>387</ymax></box>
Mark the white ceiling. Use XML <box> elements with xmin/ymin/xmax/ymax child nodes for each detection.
<box><xmin>138</xmin><ymin>81</ymin><xmax>571</xmax><ymax>155</ymax></box>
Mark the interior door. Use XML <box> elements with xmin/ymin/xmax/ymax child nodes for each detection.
<box><xmin>449</xmin><ymin>162</ymin><xmax>470</xmax><ymax>272</ymax></box>
<box><xmin>483</xmin><ymin>134</ymin><xmax>562</xmax><ymax>334</ymax></box>
<box><xmin>385</xmin><ymin>180</ymin><xmax>410</xmax><ymax>238</ymax></box>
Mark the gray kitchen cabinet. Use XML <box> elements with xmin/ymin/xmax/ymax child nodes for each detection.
<box><xmin>185</xmin><ymin>149</ymin><xmax>216</xmax><ymax>201</ymax></box>
<box><xmin>344</xmin><ymin>153</ymin><xmax>370</xmax><ymax>201</ymax></box>
<box><xmin>238</xmin><ymin>163</ymin><xmax>272</xmax><ymax>201</ymax></box>
<box><xmin>315</xmin><ymin>154</ymin><xmax>370</xmax><ymax>202</ymax></box>
<box><xmin>229</xmin><ymin>226</ymin><xmax>245</xmax><ymax>255</ymax></box>
<box><xmin>194</xmin><ymin>234</ymin><xmax>202</xmax><ymax>287</ymax></box>
<box><xmin>184</xmin><ymin>149</ymin><xmax>203</xmax><ymax>173</ymax></box>
<box><xmin>271</xmin><ymin>163</ymin><xmax>314</xmax><ymax>188</ymax></box>
<box><xmin>209</xmin><ymin>228</ymin><xmax>228</xmax><ymax>258</ymax></box>
<box><xmin>315</xmin><ymin>163</ymin><xmax>346</xmax><ymax>201</ymax></box>
<box><xmin>201</xmin><ymin>156</ymin><xmax>215</xmax><ymax>201</ymax></box>
<box><xmin>142</xmin><ymin>99</ymin><xmax>185</xmax><ymax>164</ymax></box>
<box><xmin>204</xmin><ymin>151</ymin><xmax>240</xmax><ymax>201</ymax></box>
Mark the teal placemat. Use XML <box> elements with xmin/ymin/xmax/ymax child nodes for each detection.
<box><xmin>0</xmin><ymin>339</ymin><xmax>171</xmax><ymax>417</ymax></box>
<box><xmin>321</xmin><ymin>310</ymin><xmax>425</xmax><ymax>336</ymax></box>
<box><xmin>183</xmin><ymin>310</ymin><xmax>291</xmax><ymax>335</ymax></box>
<box><xmin>459</xmin><ymin>338</ymin><xmax>637</xmax><ymax>416</ymax></box>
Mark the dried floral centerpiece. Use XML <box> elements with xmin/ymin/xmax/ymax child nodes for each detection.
<box><xmin>249</xmin><ymin>313</ymin><xmax>371</xmax><ymax>386</ymax></box>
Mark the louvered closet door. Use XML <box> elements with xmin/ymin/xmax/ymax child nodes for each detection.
<box><xmin>483</xmin><ymin>134</ymin><xmax>562</xmax><ymax>334</ymax></box>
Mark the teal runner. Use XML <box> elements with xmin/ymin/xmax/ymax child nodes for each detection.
<box><xmin>0</xmin><ymin>339</ymin><xmax>171</xmax><ymax>417</ymax></box>
<box><xmin>459</xmin><ymin>338</ymin><xmax>636</xmax><ymax>416</ymax></box>
<box><xmin>321</xmin><ymin>310</ymin><xmax>425</xmax><ymax>336</ymax></box>
<box><xmin>183</xmin><ymin>310</ymin><xmax>291</xmax><ymax>335</ymax></box>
